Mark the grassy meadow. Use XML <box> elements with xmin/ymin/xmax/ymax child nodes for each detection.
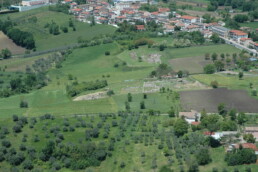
<box><xmin>0</xmin><ymin>41</ymin><xmax>244</xmax><ymax>117</ymax></box>
<box><xmin>0</xmin><ymin>7</ymin><xmax>116</xmax><ymax>51</ymax></box>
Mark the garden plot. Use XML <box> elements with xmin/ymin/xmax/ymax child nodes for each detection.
<box><xmin>73</xmin><ymin>91</ymin><xmax>107</xmax><ymax>101</ymax></box>
<box><xmin>130</xmin><ymin>51</ymin><xmax>161</xmax><ymax>64</ymax></box>
<box><xmin>142</xmin><ymin>79</ymin><xmax>207</xmax><ymax>93</ymax></box>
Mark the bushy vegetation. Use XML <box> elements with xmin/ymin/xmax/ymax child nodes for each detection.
<box><xmin>66</xmin><ymin>80</ymin><xmax>108</xmax><ymax>97</ymax></box>
<box><xmin>0</xmin><ymin>20</ymin><xmax>35</xmax><ymax>49</ymax></box>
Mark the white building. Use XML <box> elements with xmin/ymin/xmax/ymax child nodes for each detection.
<box><xmin>22</xmin><ymin>0</ymin><xmax>49</xmax><ymax>6</ymax></box>
<box><xmin>179</xmin><ymin>110</ymin><xmax>201</xmax><ymax>124</ymax></box>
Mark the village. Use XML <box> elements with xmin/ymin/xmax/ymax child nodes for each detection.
<box><xmin>62</xmin><ymin>0</ymin><xmax>258</xmax><ymax>55</ymax></box>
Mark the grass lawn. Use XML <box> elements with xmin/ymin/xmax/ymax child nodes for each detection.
<box><xmin>0</xmin><ymin>53</ymin><xmax>52</xmax><ymax>72</ymax></box>
<box><xmin>240</xmin><ymin>22</ymin><xmax>258</xmax><ymax>30</ymax></box>
<box><xmin>191</xmin><ymin>73</ymin><xmax>258</xmax><ymax>92</ymax></box>
<box><xmin>0</xmin><ymin>7</ymin><xmax>116</xmax><ymax>51</ymax></box>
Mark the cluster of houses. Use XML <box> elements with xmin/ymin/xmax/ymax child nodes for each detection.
<box><xmin>66</xmin><ymin>0</ymin><xmax>216</xmax><ymax>36</ymax></box>
<box><xmin>66</xmin><ymin>0</ymin><xmax>258</xmax><ymax>53</ymax></box>
<box><xmin>179</xmin><ymin>110</ymin><xmax>258</xmax><ymax>155</ymax></box>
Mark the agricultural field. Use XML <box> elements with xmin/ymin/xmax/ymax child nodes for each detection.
<box><xmin>0</xmin><ymin>7</ymin><xmax>116</xmax><ymax>51</ymax></box>
<box><xmin>180</xmin><ymin>88</ymin><xmax>258</xmax><ymax>112</ymax></box>
<box><xmin>0</xmin><ymin>113</ymin><xmax>257</xmax><ymax>171</ymax></box>
<box><xmin>0</xmin><ymin>31</ymin><xmax>26</xmax><ymax>55</ymax></box>
<box><xmin>191</xmin><ymin>73</ymin><xmax>258</xmax><ymax>91</ymax></box>
<box><xmin>240</xmin><ymin>22</ymin><xmax>258</xmax><ymax>30</ymax></box>
<box><xmin>118</xmin><ymin>44</ymin><xmax>240</xmax><ymax>73</ymax></box>
<box><xmin>170</xmin><ymin>56</ymin><xmax>212</xmax><ymax>74</ymax></box>
<box><xmin>0</xmin><ymin>53</ymin><xmax>52</xmax><ymax>72</ymax></box>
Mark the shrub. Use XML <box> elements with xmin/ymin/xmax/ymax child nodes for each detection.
<box><xmin>210</xmin><ymin>80</ymin><xmax>218</xmax><ymax>88</ymax></box>
<box><xmin>105</xmin><ymin>51</ymin><xmax>110</xmax><ymax>56</ymax></box>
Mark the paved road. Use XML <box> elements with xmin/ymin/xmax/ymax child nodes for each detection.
<box><xmin>220</xmin><ymin>36</ymin><xmax>257</xmax><ymax>56</ymax></box>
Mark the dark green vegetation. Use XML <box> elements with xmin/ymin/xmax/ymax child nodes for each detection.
<box><xmin>0</xmin><ymin>112</ymin><xmax>256</xmax><ymax>172</ymax></box>
<box><xmin>0</xmin><ymin>20</ymin><xmax>35</xmax><ymax>49</ymax></box>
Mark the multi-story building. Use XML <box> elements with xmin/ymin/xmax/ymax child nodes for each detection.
<box><xmin>211</xmin><ymin>26</ymin><xmax>229</xmax><ymax>37</ymax></box>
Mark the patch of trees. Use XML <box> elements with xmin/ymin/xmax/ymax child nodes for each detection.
<box><xmin>139</xmin><ymin>4</ymin><xmax>158</xmax><ymax>12</ymax></box>
<box><xmin>207</xmin><ymin>0</ymin><xmax>258</xmax><ymax>15</ymax></box>
<box><xmin>0</xmin><ymin>52</ymin><xmax>67</xmax><ymax>97</ymax></box>
<box><xmin>173</xmin><ymin>31</ymin><xmax>205</xmax><ymax>47</ymax></box>
<box><xmin>150</xmin><ymin>63</ymin><xmax>174</xmax><ymax>78</ymax></box>
<box><xmin>66</xmin><ymin>80</ymin><xmax>108</xmax><ymax>97</ymax></box>
<box><xmin>49</xmin><ymin>4</ymin><xmax>70</xmax><ymax>14</ymax></box>
<box><xmin>0</xmin><ymin>49</ymin><xmax>12</xmax><ymax>59</ymax></box>
<box><xmin>225</xmin><ymin>147</ymin><xmax>257</xmax><ymax>166</ymax></box>
<box><xmin>0</xmin><ymin>20</ymin><xmax>35</xmax><ymax>49</ymax></box>
<box><xmin>234</xmin><ymin>14</ymin><xmax>249</xmax><ymax>23</ymax></box>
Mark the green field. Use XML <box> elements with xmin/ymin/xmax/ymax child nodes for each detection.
<box><xmin>0</xmin><ymin>7</ymin><xmax>116</xmax><ymax>51</ymax></box>
<box><xmin>240</xmin><ymin>22</ymin><xmax>258</xmax><ymax>30</ymax></box>
<box><xmin>191</xmin><ymin>73</ymin><xmax>258</xmax><ymax>91</ymax></box>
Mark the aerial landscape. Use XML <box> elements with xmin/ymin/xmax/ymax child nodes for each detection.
<box><xmin>0</xmin><ymin>0</ymin><xmax>258</xmax><ymax>171</ymax></box>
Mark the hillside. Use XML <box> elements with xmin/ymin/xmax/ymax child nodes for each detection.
<box><xmin>0</xmin><ymin>7</ymin><xmax>116</xmax><ymax>51</ymax></box>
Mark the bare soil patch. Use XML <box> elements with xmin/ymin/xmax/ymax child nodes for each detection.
<box><xmin>0</xmin><ymin>31</ymin><xmax>26</xmax><ymax>55</ymax></box>
<box><xmin>180</xmin><ymin>88</ymin><xmax>258</xmax><ymax>113</ymax></box>
<box><xmin>73</xmin><ymin>91</ymin><xmax>107</xmax><ymax>101</ymax></box>
<box><xmin>170</xmin><ymin>56</ymin><xmax>212</xmax><ymax>74</ymax></box>
<box><xmin>142</xmin><ymin>53</ymin><xmax>161</xmax><ymax>64</ymax></box>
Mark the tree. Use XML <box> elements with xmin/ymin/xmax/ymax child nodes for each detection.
<box><xmin>251</xmin><ymin>90</ymin><xmax>257</xmax><ymax>96</ymax></box>
<box><xmin>23</xmin><ymin>159</ymin><xmax>34</xmax><ymax>170</ymax></box>
<box><xmin>229</xmin><ymin>109</ymin><xmax>237</xmax><ymax>120</ymax></box>
<box><xmin>125</xmin><ymin>101</ymin><xmax>130</xmax><ymax>111</ymax></box>
<box><xmin>174</xmin><ymin>118</ymin><xmax>188</xmax><ymax>137</ymax></box>
<box><xmin>218</xmin><ymin>103</ymin><xmax>227</xmax><ymax>116</ymax></box>
<box><xmin>214</xmin><ymin>60</ymin><xmax>225</xmax><ymax>71</ymax></box>
<box><xmin>220</xmin><ymin>53</ymin><xmax>225</xmax><ymax>60</ymax></box>
<box><xmin>12</xmin><ymin>114</ymin><xmax>19</xmax><ymax>122</ymax></box>
<box><xmin>238</xmin><ymin>72</ymin><xmax>244</xmax><ymax>79</ymax></box>
<box><xmin>177</xmin><ymin>70</ymin><xmax>183</xmax><ymax>78</ymax></box>
<box><xmin>243</xmin><ymin>133</ymin><xmax>256</xmax><ymax>143</ymax></box>
<box><xmin>237</xmin><ymin>112</ymin><xmax>247</xmax><ymax>125</ymax></box>
<box><xmin>140</xmin><ymin>101</ymin><xmax>145</xmax><ymax>109</ymax></box>
<box><xmin>143</xmin><ymin>93</ymin><xmax>147</xmax><ymax>99</ymax></box>
<box><xmin>211</xmin><ymin>33</ymin><xmax>220</xmax><ymax>43</ymax></box>
<box><xmin>13</xmin><ymin>124</ymin><xmax>22</xmax><ymax>133</ymax></box>
<box><xmin>168</xmin><ymin>107</ymin><xmax>175</xmax><ymax>117</ymax></box>
<box><xmin>204</xmin><ymin>64</ymin><xmax>216</xmax><ymax>74</ymax></box>
<box><xmin>1</xmin><ymin>48</ymin><xmax>11</xmax><ymax>59</ymax></box>
<box><xmin>212</xmin><ymin>53</ymin><xmax>218</xmax><ymax>61</ymax></box>
<box><xmin>205</xmin><ymin>53</ymin><xmax>210</xmax><ymax>60</ymax></box>
<box><xmin>127</xmin><ymin>93</ymin><xmax>132</xmax><ymax>102</ymax></box>
<box><xmin>20</xmin><ymin>100</ymin><xmax>28</xmax><ymax>108</ymax></box>
<box><xmin>210</xmin><ymin>80</ymin><xmax>219</xmax><ymax>88</ymax></box>
<box><xmin>195</xmin><ymin>147</ymin><xmax>211</xmax><ymax>165</ymax></box>
<box><xmin>159</xmin><ymin>44</ymin><xmax>166</xmax><ymax>51</ymax></box>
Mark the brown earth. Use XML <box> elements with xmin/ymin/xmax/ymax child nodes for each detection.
<box><xmin>180</xmin><ymin>88</ymin><xmax>258</xmax><ymax>113</ymax></box>
<box><xmin>0</xmin><ymin>31</ymin><xmax>26</xmax><ymax>55</ymax></box>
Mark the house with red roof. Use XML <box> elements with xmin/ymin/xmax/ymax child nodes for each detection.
<box><xmin>229</xmin><ymin>30</ymin><xmax>248</xmax><ymax>42</ymax></box>
<box><xmin>158</xmin><ymin>8</ymin><xmax>170</xmax><ymax>13</ymax></box>
<box><xmin>240</xmin><ymin>38</ymin><xmax>252</xmax><ymax>47</ymax></box>
<box><xmin>136</xmin><ymin>25</ymin><xmax>145</xmax><ymax>31</ymax></box>
<box><xmin>227</xmin><ymin>143</ymin><xmax>258</xmax><ymax>155</ymax></box>
<box><xmin>186</xmin><ymin>25</ymin><xmax>200</xmax><ymax>32</ymax></box>
<box><xmin>180</xmin><ymin>15</ymin><xmax>198</xmax><ymax>24</ymax></box>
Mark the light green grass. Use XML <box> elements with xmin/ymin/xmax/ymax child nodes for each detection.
<box><xmin>0</xmin><ymin>7</ymin><xmax>116</xmax><ymax>51</ymax></box>
<box><xmin>240</xmin><ymin>22</ymin><xmax>258</xmax><ymax>30</ymax></box>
